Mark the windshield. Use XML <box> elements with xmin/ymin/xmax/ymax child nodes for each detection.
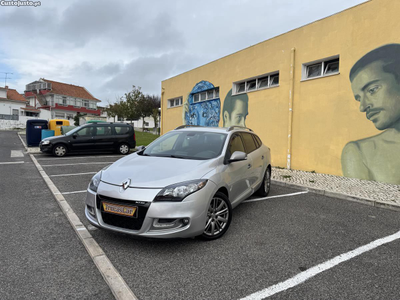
<box><xmin>65</xmin><ymin>125</ymin><xmax>85</xmax><ymax>136</ymax></box>
<box><xmin>142</xmin><ymin>131</ymin><xmax>227</xmax><ymax>160</ymax></box>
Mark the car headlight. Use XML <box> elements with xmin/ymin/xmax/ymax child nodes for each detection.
<box><xmin>42</xmin><ymin>140</ymin><xmax>50</xmax><ymax>145</ymax></box>
<box><xmin>154</xmin><ymin>179</ymin><xmax>208</xmax><ymax>202</ymax></box>
<box><xmin>89</xmin><ymin>171</ymin><xmax>102</xmax><ymax>193</ymax></box>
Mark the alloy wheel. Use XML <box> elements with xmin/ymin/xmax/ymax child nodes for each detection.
<box><xmin>264</xmin><ymin>168</ymin><xmax>271</xmax><ymax>194</ymax></box>
<box><xmin>204</xmin><ymin>196</ymin><xmax>230</xmax><ymax>237</ymax></box>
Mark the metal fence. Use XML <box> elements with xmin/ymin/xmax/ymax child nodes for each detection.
<box><xmin>0</xmin><ymin>114</ymin><xmax>19</xmax><ymax>120</ymax></box>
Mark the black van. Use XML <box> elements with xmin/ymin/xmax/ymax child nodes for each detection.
<box><xmin>39</xmin><ymin>123</ymin><xmax>136</xmax><ymax>157</ymax></box>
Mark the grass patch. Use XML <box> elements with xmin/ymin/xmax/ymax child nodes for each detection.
<box><xmin>309</xmin><ymin>180</ymin><xmax>315</xmax><ymax>183</ymax></box>
<box><xmin>281</xmin><ymin>175</ymin><xmax>292</xmax><ymax>179</ymax></box>
<box><xmin>135</xmin><ymin>131</ymin><xmax>159</xmax><ymax>146</ymax></box>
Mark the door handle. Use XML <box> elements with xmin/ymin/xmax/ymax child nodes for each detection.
<box><xmin>247</xmin><ymin>164</ymin><xmax>252</xmax><ymax>169</ymax></box>
<box><xmin>262</xmin><ymin>155</ymin><xmax>264</xmax><ymax>160</ymax></box>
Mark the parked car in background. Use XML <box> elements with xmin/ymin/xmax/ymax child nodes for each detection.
<box><xmin>85</xmin><ymin>125</ymin><xmax>271</xmax><ymax>240</ymax></box>
<box><xmin>40</xmin><ymin>122</ymin><xmax>135</xmax><ymax>157</ymax></box>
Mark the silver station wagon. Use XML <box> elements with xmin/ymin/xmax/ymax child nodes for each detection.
<box><xmin>85</xmin><ymin>126</ymin><xmax>271</xmax><ymax>240</ymax></box>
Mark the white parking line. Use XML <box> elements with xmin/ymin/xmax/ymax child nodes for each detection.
<box><xmin>243</xmin><ymin>191</ymin><xmax>308</xmax><ymax>203</ymax></box>
<box><xmin>17</xmin><ymin>133</ymin><xmax>27</xmax><ymax>149</ymax></box>
<box><xmin>0</xmin><ymin>161</ymin><xmax>24</xmax><ymax>165</ymax></box>
<box><xmin>35</xmin><ymin>155</ymin><xmax>124</xmax><ymax>161</ymax></box>
<box><xmin>55</xmin><ymin>190</ymin><xmax>87</xmax><ymax>195</ymax></box>
<box><xmin>241</xmin><ymin>229</ymin><xmax>400</xmax><ymax>300</ymax></box>
<box><xmin>50</xmin><ymin>172</ymin><xmax>97</xmax><ymax>177</ymax></box>
<box><xmin>28</xmin><ymin>154</ymin><xmax>138</xmax><ymax>300</ymax></box>
<box><xmin>41</xmin><ymin>162</ymin><xmax>115</xmax><ymax>167</ymax></box>
<box><xmin>11</xmin><ymin>150</ymin><xmax>24</xmax><ymax>157</ymax></box>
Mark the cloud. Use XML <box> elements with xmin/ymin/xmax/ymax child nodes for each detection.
<box><xmin>0</xmin><ymin>0</ymin><xmax>367</xmax><ymax>104</ymax></box>
<box><xmin>0</xmin><ymin>0</ymin><xmax>184</xmax><ymax>53</ymax></box>
<box><xmin>103</xmin><ymin>51</ymin><xmax>200</xmax><ymax>97</ymax></box>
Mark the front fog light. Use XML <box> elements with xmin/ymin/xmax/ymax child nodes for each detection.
<box><xmin>154</xmin><ymin>180</ymin><xmax>208</xmax><ymax>202</ymax></box>
<box><xmin>87</xmin><ymin>205</ymin><xmax>95</xmax><ymax>217</ymax></box>
<box><xmin>151</xmin><ymin>218</ymin><xmax>190</xmax><ymax>230</ymax></box>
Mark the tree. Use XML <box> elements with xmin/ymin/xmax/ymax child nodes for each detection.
<box><xmin>104</xmin><ymin>100</ymin><xmax>118</xmax><ymax>122</ymax></box>
<box><xmin>124</xmin><ymin>86</ymin><xmax>142</xmax><ymax>124</ymax></box>
<box><xmin>145</xmin><ymin>94</ymin><xmax>161</xmax><ymax>130</ymax></box>
<box><xmin>73</xmin><ymin>113</ymin><xmax>80</xmax><ymax>126</ymax></box>
<box><xmin>114</xmin><ymin>98</ymin><xmax>129</xmax><ymax>121</ymax></box>
<box><xmin>115</xmin><ymin>86</ymin><xmax>161</xmax><ymax>131</ymax></box>
<box><xmin>73</xmin><ymin>112</ymin><xmax>86</xmax><ymax>126</ymax></box>
<box><xmin>124</xmin><ymin>86</ymin><xmax>155</xmax><ymax>130</ymax></box>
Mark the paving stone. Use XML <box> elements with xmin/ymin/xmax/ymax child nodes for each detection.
<box><xmin>272</xmin><ymin>167</ymin><xmax>400</xmax><ymax>205</ymax></box>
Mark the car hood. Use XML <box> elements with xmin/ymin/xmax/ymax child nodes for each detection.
<box><xmin>42</xmin><ymin>135</ymin><xmax>66</xmax><ymax>142</ymax></box>
<box><xmin>101</xmin><ymin>153</ymin><xmax>218</xmax><ymax>188</ymax></box>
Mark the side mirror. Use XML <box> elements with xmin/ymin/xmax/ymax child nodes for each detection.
<box><xmin>136</xmin><ymin>145</ymin><xmax>145</xmax><ymax>152</ymax></box>
<box><xmin>228</xmin><ymin>151</ymin><xmax>247</xmax><ymax>163</ymax></box>
<box><xmin>72</xmin><ymin>133</ymin><xmax>77</xmax><ymax>139</ymax></box>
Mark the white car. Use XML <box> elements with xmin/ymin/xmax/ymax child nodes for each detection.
<box><xmin>85</xmin><ymin>125</ymin><xmax>271</xmax><ymax>240</ymax></box>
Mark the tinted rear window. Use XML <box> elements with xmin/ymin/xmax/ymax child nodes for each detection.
<box><xmin>255</xmin><ymin>135</ymin><xmax>262</xmax><ymax>146</ymax></box>
<box><xmin>252</xmin><ymin>134</ymin><xmax>263</xmax><ymax>149</ymax></box>
<box><xmin>95</xmin><ymin>126</ymin><xmax>112</xmax><ymax>135</ymax></box>
<box><xmin>241</xmin><ymin>132</ymin><xmax>257</xmax><ymax>153</ymax></box>
<box><xmin>115</xmin><ymin>126</ymin><xmax>130</xmax><ymax>135</ymax></box>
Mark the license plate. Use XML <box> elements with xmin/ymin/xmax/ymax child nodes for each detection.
<box><xmin>102</xmin><ymin>202</ymin><xmax>137</xmax><ymax>217</ymax></box>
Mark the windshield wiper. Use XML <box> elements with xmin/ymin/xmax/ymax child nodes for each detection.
<box><xmin>167</xmin><ymin>155</ymin><xmax>187</xmax><ymax>159</ymax></box>
<box><xmin>154</xmin><ymin>154</ymin><xmax>187</xmax><ymax>159</ymax></box>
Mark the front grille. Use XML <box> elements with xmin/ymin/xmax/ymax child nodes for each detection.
<box><xmin>97</xmin><ymin>194</ymin><xmax>150</xmax><ymax>230</ymax></box>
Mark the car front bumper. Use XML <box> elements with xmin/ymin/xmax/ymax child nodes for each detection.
<box><xmin>85</xmin><ymin>180</ymin><xmax>216</xmax><ymax>238</ymax></box>
<box><xmin>39</xmin><ymin>143</ymin><xmax>52</xmax><ymax>153</ymax></box>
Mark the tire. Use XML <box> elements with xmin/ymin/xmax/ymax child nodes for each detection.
<box><xmin>52</xmin><ymin>144</ymin><xmax>67</xmax><ymax>157</ymax></box>
<box><xmin>256</xmin><ymin>167</ymin><xmax>271</xmax><ymax>197</ymax></box>
<box><xmin>118</xmin><ymin>143</ymin><xmax>130</xmax><ymax>155</ymax></box>
<box><xmin>200</xmin><ymin>192</ymin><xmax>232</xmax><ymax>240</ymax></box>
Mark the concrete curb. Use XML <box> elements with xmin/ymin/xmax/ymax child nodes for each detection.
<box><xmin>17</xmin><ymin>132</ymin><xmax>138</xmax><ymax>300</ymax></box>
<box><xmin>272</xmin><ymin>179</ymin><xmax>400</xmax><ymax>212</ymax></box>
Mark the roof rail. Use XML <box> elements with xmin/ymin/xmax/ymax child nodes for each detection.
<box><xmin>174</xmin><ymin>125</ymin><xmax>203</xmax><ymax>130</ymax></box>
<box><xmin>226</xmin><ymin>126</ymin><xmax>253</xmax><ymax>132</ymax></box>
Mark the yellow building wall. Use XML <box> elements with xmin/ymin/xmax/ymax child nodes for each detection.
<box><xmin>161</xmin><ymin>0</ymin><xmax>399</xmax><ymax>179</ymax></box>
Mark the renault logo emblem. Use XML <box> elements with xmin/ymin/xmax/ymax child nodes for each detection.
<box><xmin>122</xmin><ymin>178</ymin><xmax>131</xmax><ymax>190</ymax></box>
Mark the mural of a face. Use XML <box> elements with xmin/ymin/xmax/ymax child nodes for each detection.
<box><xmin>342</xmin><ymin>44</ymin><xmax>400</xmax><ymax>185</ymax></box>
<box><xmin>222</xmin><ymin>89</ymin><xmax>249</xmax><ymax>127</ymax></box>
<box><xmin>351</xmin><ymin>60</ymin><xmax>400</xmax><ymax>130</ymax></box>
<box><xmin>183</xmin><ymin>81</ymin><xmax>220</xmax><ymax>127</ymax></box>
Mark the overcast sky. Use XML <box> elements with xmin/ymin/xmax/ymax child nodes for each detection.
<box><xmin>0</xmin><ymin>0</ymin><xmax>366</xmax><ymax>105</ymax></box>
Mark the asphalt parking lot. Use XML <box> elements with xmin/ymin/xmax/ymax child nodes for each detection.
<box><xmin>28</xmin><ymin>149</ymin><xmax>400</xmax><ymax>300</ymax></box>
<box><xmin>2</xmin><ymin>130</ymin><xmax>400</xmax><ymax>300</ymax></box>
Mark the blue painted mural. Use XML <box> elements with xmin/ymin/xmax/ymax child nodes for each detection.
<box><xmin>183</xmin><ymin>80</ymin><xmax>220</xmax><ymax>126</ymax></box>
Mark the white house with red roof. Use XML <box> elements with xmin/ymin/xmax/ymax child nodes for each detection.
<box><xmin>0</xmin><ymin>86</ymin><xmax>30</xmax><ymax>119</ymax></box>
<box><xmin>0</xmin><ymin>85</ymin><xmax>49</xmax><ymax>129</ymax></box>
<box><xmin>24</xmin><ymin>78</ymin><xmax>101</xmax><ymax>120</ymax></box>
